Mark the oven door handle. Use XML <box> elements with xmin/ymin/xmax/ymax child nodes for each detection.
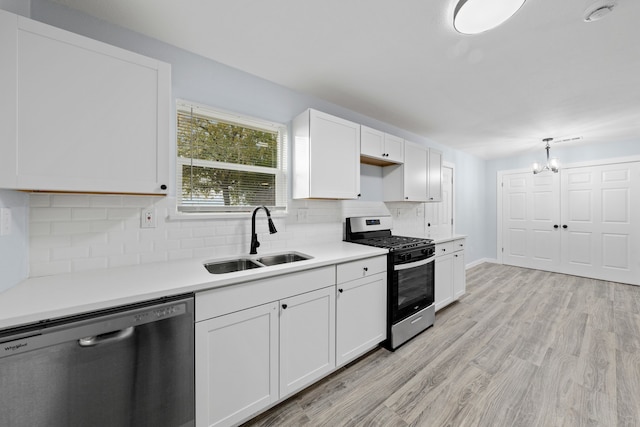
<box><xmin>394</xmin><ymin>256</ymin><xmax>435</xmax><ymax>271</ymax></box>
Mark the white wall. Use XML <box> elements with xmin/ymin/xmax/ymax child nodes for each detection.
<box><xmin>0</xmin><ymin>0</ymin><xmax>489</xmax><ymax>281</ymax></box>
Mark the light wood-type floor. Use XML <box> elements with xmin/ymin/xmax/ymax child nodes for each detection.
<box><xmin>242</xmin><ymin>263</ymin><xmax>640</xmax><ymax>427</ymax></box>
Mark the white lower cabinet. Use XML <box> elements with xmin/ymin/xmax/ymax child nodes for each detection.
<box><xmin>279</xmin><ymin>287</ymin><xmax>336</xmax><ymax>398</ymax></box>
<box><xmin>336</xmin><ymin>256</ymin><xmax>387</xmax><ymax>367</ymax></box>
<box><xmin>195</xmin><ymin>302</ymin><xmax>279</xmax><ymax>427</ymax></box>
<box><xmin>195</xmin><ymin>266</ymin><xmax>337</xmax><ymax>427</ymax></box>
<box><xmin>435</xmin><ymin>253</ymin><xmax>454</xmax><ymax>311</ymax></box>
<box><xmin>195</xmin><ymin>256</ymin><xmax>387</xmax><ymax>427</ymax></box>
<box><xmin>435</xmin><ymin>238</ymin><xmax>466</xmax><ymax>311</ymax></box>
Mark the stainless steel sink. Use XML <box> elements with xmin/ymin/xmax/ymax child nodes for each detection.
<box><xmin>256</xmin><ymin>252</ymin><xmax>312</xmax><ymax>266</ymax></box>
<box><xmin>204</xmin><ymin>252</ymin><xmax>312</xmax><ymax>274</ymax></box>
<box><xmin>204</xmin><ymin>259</ymin><xmax>263</xmax><ymax>274</ymax></box>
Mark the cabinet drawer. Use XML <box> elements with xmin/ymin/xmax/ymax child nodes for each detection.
<box><xmin>453</xmin><ymin>238</ymin><xmax>466</xmax><ymax>252</ymax></box>
<box><xmin>336</xmin><ymin>255</ymin><xmax>387</xmax><ymax>284</ymax></box>
<box><xmin>435</xmin><ymin>241</ymin><xmax>454</xmax><ymax>256</ymax></box>
<box><xmin>196</xmin><ymin>266</ymin><xmax>335</xmax><ymax>321</ymax></box>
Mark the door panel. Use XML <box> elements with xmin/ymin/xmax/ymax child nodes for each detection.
<box><xmin>561</xmin><ymin>163</ymin><xmax>640</xmax><ymax>284</ymax></box>
<box><xmin>502</xmin><ymin>171</ymin><xmax>561</xmax><ymax>270</ymax></box>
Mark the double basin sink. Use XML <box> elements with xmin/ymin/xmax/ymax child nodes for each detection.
<box><xmin>204</xmin><ymin>252</ymin><xmax>312</xmax><ymax>274</ymax></box>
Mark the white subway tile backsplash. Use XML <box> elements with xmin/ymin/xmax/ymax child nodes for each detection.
<box><xmin>52</xmin><ymin>194</ymin><xmax>91</xmax><ymax>208</ymax></box>
<box><xmin>51</xmin><ymin>246</ymin><xmax>89</xmax><ymax>261</ymax></box>
<box><xmin>72</xmin><ymin>257</ymin><xmax>108</xmax><ymax>272</ymax></box>
<box><xmin>27</xmin><ymin>195</ymin><xmax>425</xmax><ymax>279</ymax></box>
<box><xmin>30</xmin><ymin>222</ymin><xmax>51</xmax><ymax>236</ymax></box>
<box><xmin>72</xmin><ymin>208</ymin><xmax>107</xmax><ymax>221</ymax></box>
<box><xmin>29</xmin><ymin>194</ymin><xmax>51</xmax><ymax>207</ymax></box>
<box><xmin>52</xmin><ymin>221</ymin><xmax>92</xmax><ymax>235</ymax></box>
<box><xmin>91</xmin><ymin>243</ymin><xmax>124</xmax><ymax>258</ymax></box>
<box><xmin>140</xmin><ymin>252</ymin><xmax>168</xmax><ymax>264</ymax></box>
<box><xmin>90</xmin><ymin>195</ymin><xmax>123</xmax><ymax>207</ymax></box>
<box><xmin>108</xmin><ymin>254</ymin><xmax>140</xmax><ymax>268</ymax></box>
<box><xmin>31</xmin><ymin>207</ymin><xmax>72</xmax><ymax>222</ymax></box>
<box><xmin>30</xmin><ymin>260</ymin><xmax>71</xmax><ymax>277</ymax></box>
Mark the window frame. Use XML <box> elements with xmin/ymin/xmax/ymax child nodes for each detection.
<box><xmin>176</xmin><ymin>100</ymin><xmax>288</xmax><ymax>214</ymax></box>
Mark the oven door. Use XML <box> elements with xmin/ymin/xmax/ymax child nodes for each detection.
<box><xmin>390</xmin><ymin>256</ymin><xmax>435</xmax><ymax>323</ymax></box>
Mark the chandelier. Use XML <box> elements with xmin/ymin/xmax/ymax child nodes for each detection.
<box><xmin>532</xmin><ymin>138</ymin><xmax>559</xmax><ymax>174</ymax></box>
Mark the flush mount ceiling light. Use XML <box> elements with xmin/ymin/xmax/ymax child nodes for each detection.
<box><xmin>532</xmin><ymin>138</ymin><xmax>560</xmax><ymax>175</ymax></box>
<box><xmin>453</xmin><ymin>0</ymin><xmax>527</xmax><ymax>34</ymax></box>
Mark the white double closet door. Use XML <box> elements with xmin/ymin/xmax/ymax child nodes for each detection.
<box><xmin>501</xmin><ymin>161</ymin><xmax>640</xmax><ymax>285</ymax></box>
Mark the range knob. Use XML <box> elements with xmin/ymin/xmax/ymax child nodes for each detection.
<box><xmin>400</xmin><ymin>253</ymin><xmax>412</xmax><ymax>262</ymax></box>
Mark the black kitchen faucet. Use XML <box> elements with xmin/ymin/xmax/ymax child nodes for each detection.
<box><xmin>250</xmin><ymin>206</ymin><xmax>277</xmax><ymax>254</ymax></box>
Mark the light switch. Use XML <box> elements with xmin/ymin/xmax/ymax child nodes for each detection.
<box><xmin>0</xmin><ymin>208</ymin><xmax>11</xmax><ymax>236</ymax></box>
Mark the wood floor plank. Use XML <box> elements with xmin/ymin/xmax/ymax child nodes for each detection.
<box><xmin>242</xmin><ymin>264</ymin><xmax>640</xmax><ymax>427</ymax></box>
<box><xmin>512</xmin><ymin>347</ymin><xmax>578</xmax><ymax>427</ymax></box>
<box><xmin>462</xmin><ymin>355</ymin><xmax>538</xmax><ymax>427</ymax></box>
<box><xmin>575</xmin><ymin>326</ymin><xmax>616</xmax><ymax>394</ymax></box>
<box><xmin>616</xmin><ymin>349</ymin><xmax>640</xmax><ymax>426</ymax></box>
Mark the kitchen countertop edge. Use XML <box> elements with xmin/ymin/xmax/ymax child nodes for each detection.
<box><xmin>0</xmin><ymin>242</ymin><xmax>388</xmax><ymax>331</ymax></box>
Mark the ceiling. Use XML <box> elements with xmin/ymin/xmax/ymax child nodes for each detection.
<box><xmin>52</xmin><ymin>0</ymin><xmax>640</xmax><ymax>159</ymax></box>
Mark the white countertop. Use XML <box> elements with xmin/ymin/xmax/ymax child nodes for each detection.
<box><xmin>431</xmin><ymin>234</ymin><xmax>467</xmax><ymax>244</ymax></box>
<box><xmin>0</xmin><ymin>242</ymin><xmax>387</xmax><ymax>331</ymax></box>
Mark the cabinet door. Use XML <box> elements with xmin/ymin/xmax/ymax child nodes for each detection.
<box><xmin>453</xmin><ymin>251</ymin><xmax>466</xmax><ymax>299</ymax></box>
<box><xmin>403</xmin><ymin>141</ymin><xmax>428</xmax><ymax>201</ymax></box>
<box><xmin>195</xmin><ymin>302</ymin><xmax>279</xmax><ymax>427</ymax></box>
<box><xmin>308</xmin><ymin>110</ymin><xmax>360</xmax><ymax>199</ymax></box>
<box><xmin>435</xmin><ymin>254</ymin><xmax>454</xmax><ymax>311</ymax></box>
<box><xmin>280</xmin><ymin>287</ymin><xmax>336</xmax><ymax>398</ymax></box>
<box><xmin>384</xmin><ymin>134</ymin><xmax>404</xmax><ymax>163</ymax></box>
<box><xmin>0</xmin><ymin>10</ymin><xmax>17</xmax><ymax>189</ymax></box>
<box><xmin>428</xmin><ymin>149</ymin><xmax>443</xmax><ymax>202</ymax></box>
<box><xmin>336</xmin><ymin>273</ymin><xmax>387</xmax><ymax>367</ymax></box>
<box><xmin>0</xmin><ymin>13</ymin><xmax>170</xmax><ymax>194</ymax></box>
<box><xmin>361</xmin><ymin>126</ymin><xmax>385</xmax><ymax>160</ymax></box>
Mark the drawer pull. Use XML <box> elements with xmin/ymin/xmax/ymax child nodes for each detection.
<box><xmin>363</xmin><ymin>267</ymin><xmax>368</xmax><ymax>272</ymax></box>
<box><xmin>411</xmin><ymin>316</ymin><xmax>423</xmax><ymax>325</ymax></box>
<box><xmin>338</xmin><ymin>288</ymin><xmax>343</xmax><ymax>293</ymax></box>
<box><xmin>282</xmin><ymin>304</ymin><xmax>288</xmax><ymax>310</ymax></box>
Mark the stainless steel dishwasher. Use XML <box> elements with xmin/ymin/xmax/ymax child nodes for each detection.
<box><xmin>0</xmin><ymin>294</ymin><xmax>194</xmax><ymax>427</ymax></box>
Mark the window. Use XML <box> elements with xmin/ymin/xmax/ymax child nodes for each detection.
<box><xmin>176</xmin><ymin>101</ymin><xmax>287</xmax><ymax>213</ymax></box>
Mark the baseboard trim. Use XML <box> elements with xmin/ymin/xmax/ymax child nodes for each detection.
<box><xmin>466</xmin><ymin>258</ymin><xmax>499</xmax><ymax>269</ymax></box>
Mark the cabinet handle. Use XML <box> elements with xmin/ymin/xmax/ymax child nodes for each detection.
<box><xmin>554</xmin><ymin>224</ymin><xmax>559</xmax><ymax>229</ymax></box>
<box><xmin>459</xmin><ymin>244</ymin><xmax>464</xmax><ymax>247</ymax></box>
<box><xmin>455</xmin><ymin>254</ymin><xmax>458</xmax><ymax>258</ymax></box>
<box><xmin>338</xmin><ymin>288</ymin><xmax>343</xmax><ymax>293</ymax></box>
<box><xmin>282</xmin><ymin>304</ymin><xmax>288</xmax><ymax>309</ymax></box>
<box><xmin>442</xmin><ymin>248</ymin><xmax>446</xmax><ymax>252</ymax></box>
<box><xmin>160</xmin><ymin>184</ymin><xmax>167</xmax><ymax>190</ymax></box>
<box><xmin>562</xmin><ymin>225</ymin><xmax>568</xmax><ymax>229</ymax></box>
<box><xmin>363</xmin><ymin>267</ymin><xmax>368</xmax><ymax>272</ymax></box>
<box><xmin>429</xmin><ymin>197</ymin><xmax>434</xmax><ymax>200</ymax></box>
<box><xmin>357</xmin><ymin>193</ymin><xmax>361</xmax><ymax>197</ymax></box>
<box><xmin>405</xmin><ymin>197</ymin><xmax>409</xmax><ymax>200</ymax></box>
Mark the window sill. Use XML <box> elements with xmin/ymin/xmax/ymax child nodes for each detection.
<box><xmin>168</xmin><ymin>210</ymin><xmax>288</xmax><ymax>221</ymax></box>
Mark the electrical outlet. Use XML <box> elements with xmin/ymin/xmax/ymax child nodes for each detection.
<box><xmin>0</xmin><ymin>208</ymin><xmax>11</xmax><ymax>236</ymax></box>
<box><xmin>140</xmin><ymin>208</ymin><xmax>156</xmax><ymax>228</ymax></box>
<box><xmin>297</xmin><ymin>208</ymin><xmax>308</xmax><ymax>222</ymax></box>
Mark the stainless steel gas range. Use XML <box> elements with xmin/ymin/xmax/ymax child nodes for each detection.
<box><xmin>345</xmin><ymin>216</ymin><xmax>435</xmax><ymax>350</ymax></box>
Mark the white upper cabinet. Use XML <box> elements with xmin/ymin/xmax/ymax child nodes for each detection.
<box><xmin>0</xmin><ymin>10</ymin><xmax>170</xmax><ymax>194</ymax></box>
<box><xmin>360</xmin><ymin>126</ymin><xmax>404</xmax><ymax>164</ymax></box>
<box><xmin>383</xmin><ymin>141</ymin><xmax>428</xmax><ymax>202</ymax></box>
<box><xmin>292</xmin><ymin>109</ymin><xmax>360</xmax><ymax>199</ymax></box>
<box><xmin>428</xmin><ymin>148</ymin><xmax>443</xmax><ymax>202</ymax></box>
